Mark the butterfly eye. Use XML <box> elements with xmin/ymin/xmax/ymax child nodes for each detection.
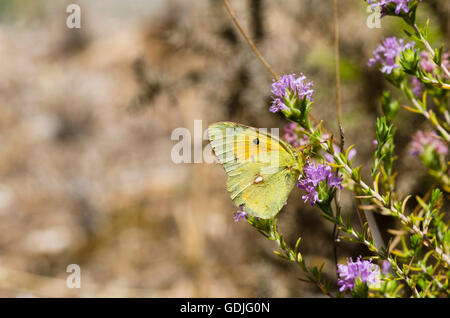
<box><xmin>253</xmin><ymin>138</ymin><xmax>260</xmax><ymax>145</ymax></box>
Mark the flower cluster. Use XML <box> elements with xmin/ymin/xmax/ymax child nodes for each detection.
<box><xmin>419</xmin><ymin>51</ymin><xmax>450</xmax><ymax>78</ymax></box>
<box><xmin>441</xmin><ymin>53</ymin><xmax>449</xmax><ymax>75</ymax></box>
<box><xmin>270</xmin><ymin>73</ymin><xmax>314</xmax><ymax>113</ymax></box>
<box><xmin>367</xmin><ymin>0</ymin><xmax>421</xmax><ymax>16</ymax></box>
<box><xmin>409</xmin><ymin>130</ymin><xmax>448</xmax><ymax>156</ymax></box>
<box><xmin>282</xmin><ymin>122</ymin><xmax>309</xmax><ymax>148</ymax></box>
<box><xmin>411</xmin><ymin>76</ymin><xmax>424</xmax><ymax>97</ymax></box>
<box><xmin>324</xmin><ymin>145</ymin><xmax>356</xmax><ymax>164</ymax></box>
<box><xmin>337</xmin><ymin>257</ymin><xmax>381</xmax><ymax>292</ymax></box>
<box><xmin>297</xmin><ymin>162</ymin><xmax>342</xmax><ymax>206</ymax></box>
<box><xmin>420</xmin><ymin>51</ymin><xmax>437</xmax><ymax>73</ymax></box>
<box><xmin>368</xmin><ymin>36</ymin><xmax>415</xmax><ymax>74</ymax></box>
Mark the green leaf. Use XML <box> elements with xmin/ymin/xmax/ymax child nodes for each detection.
<box><xmin>351</xmin><ymin>278</ymin><xmax>369</xmax><ymax>298</ymax></box>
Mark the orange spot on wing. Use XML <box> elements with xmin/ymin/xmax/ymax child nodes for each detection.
<box><xmin>233</xmin><ymin>132</ymin><xmax>273</xmax><ymax>161</ymax></box>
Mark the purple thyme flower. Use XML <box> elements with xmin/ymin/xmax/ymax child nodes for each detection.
<box><xmin>411</xmin><ymin>77</ymin><xmax>424</xmax><ymax>97</ymax></box>
<box><xmin>270</xmin><ymin>98</ymin><xmax>289</xmax><ymax>113</ymax></box>
<box><xmin>367</xmin><ymin>37</ymin><xmax>415</xmax><ymax>74</ymax></box>
<box><xmin>327</xmin><ymin>173</ymin><xmax>344</xmax><ymax>189</ymax></box>
<box><xmin>283</xmin><ymin>122</ymin><xmax>299</xmax><ymax>146</ymax></box>
<box><xmin>283</xmin><ymin>122</ymin><xmax>310</xmax><ymax>148</ymax></box>
<box><xmin>270</xmin><ymin>73</ymin><xmax>314</xmax><ymax>113</ymax></box>
<box><xmin>337</xmin><ymin>257</ymin><xmax>381</xmax><ymax>292</ymax></box>
<box><xmin>419</xmin><ymin>51</ymin><xmax>450</xmax><ymax>79</ymax></box>
<box><xmin>297</xmin><ymin>162</ymin><xmax>343</xmax><ymax>206</ymax></box>
<box><xmin>409</xmin><ymin>130</ymin><xmax>448</xmax><ymax>156</ymax></box>
<box><xmin>324</xmin><ymin>145</ymin><xmax>356</xmax><ymax>164</ymax></box>
<box><xmin>296</xmin><ymin>181</ymin><xmax>319</xmax><ymax>206</ymax></box>
<box><xmin>444</xmin><ymin>53</ymin><xmax>450</xmax><ymax>77</ymax></box>
<box><xmin>411</xmin><ymin>50</ymin><xmax>450</xmax><ymax>97</ymax></box>
<box><xmin>303</xmin><ymin>162</ymin><xmax>332</xmax><ymax>187</ymax></box>
<box><xmin>381</xmin><ymin>260</ymin><xmax>391</xmax><ymax>276</ymax></box>
<box><xmin>367</xmin><ymin>0</ymin><xmax>422</xmax><ymax>16</ymax></box>
<box><xmin>233</xmin><ymin>205</ymin><xmax>248</xmax><ymax>223</ymax></box>
<box><xmin>419</xmin><ymin>51</ymin><xmax>436</xmax><ymax>73</ymax></box>
<box><xmin>372</xmin><ymin>140</ymin><xmax>378</xmax><ymax>149</ymax></box>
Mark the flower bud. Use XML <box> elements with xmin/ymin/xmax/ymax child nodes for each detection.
<box><xmin>400</xmin><ymin>48</ymin><xmax>419</xmax><ymax>75</ymax></box>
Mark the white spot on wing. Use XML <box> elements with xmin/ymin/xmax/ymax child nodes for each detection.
<box><xmin>254</xmin><ymin>175</ymin><xmax>264</xmax><ymax>184</ymax></box>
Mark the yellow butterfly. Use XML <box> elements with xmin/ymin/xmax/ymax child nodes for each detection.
<box><xmin>208</xmin><ymin>122</ymin><xmax>304</xmax><ymax>219</ymax></box>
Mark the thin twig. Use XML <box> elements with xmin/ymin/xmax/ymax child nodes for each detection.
<box><xmin>412</xmin><ymin>182</ymin><xmax>437</xmax><ymax>227</ymax></box>
<box><xmin>333</xmin><ymin>0</ymin><xmax>343</xmax><ymax>134</ymax></box>
<box><xmin>428</xmin><ymin>78</ymin><xmax>450</xmax><ymax>90</ymax></box>
<box><xmin>269</xmin><ymin>220</ymin><xmax>334</xmax><ymax>297</ymax></box>
<box><xmin>222</xmin><ymin>0</ymin><xmax>328</xmax><ymax>135</ymax></box>
<box><xmin>327</xmin><ymin>147</ymin><xmax>450</xmax><ymax>267</ymax></box>
<box><xmin>223</xmin><ymin>0</ymin><xmax>279</xmax><ymax>80</ymax></box>
<box><xmin>332</xmin><ymin>0</ymin><xmax>343</xmax><ymax>274</ymax></box>
<box><xmin>401</xmin><ymin>83</ymin><xmax>450</xmax><ymax>141</ymax></box>
<box><xmin>335</xmin><ymin>219</ymin><xmax>420</xmax><ymax>296</ymax></box>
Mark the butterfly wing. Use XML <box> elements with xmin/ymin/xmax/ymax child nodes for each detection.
<box><xmin>226</xmin><ymin>153</ymin><xmax>300</xmax><ymax>219</ymax></box>
<box><xmin>208</xmin><ymin>122</ymin><xmax>302</xmax><ymax>219</ymax></box>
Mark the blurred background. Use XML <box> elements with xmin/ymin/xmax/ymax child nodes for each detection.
<box><xmin>0</xmin><ymin>0</ymin><xmax>448</xmax><ymax>297</ymax></box>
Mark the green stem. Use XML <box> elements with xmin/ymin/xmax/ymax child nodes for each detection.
<box><xmin>343</xmin><ymin>226</ymin><xmax>420</xmax><ymax>297</ymax></box>
<box><xmin>400</xmin><ymin>82</ymin><xmax>450</xmax><ymax>142</ymax></box>
<box><xmin>317</xmin><ymin>139</ymin><xmax>450</xmax><ymax>268</ymax></box>
<box><xmin>412</xmin><ymin>23</ymin><xmax>450</xmax><ymax>79</ymax></box>
<box><xmin>262</xmin><ymin>219</ymin><xmax>334</xmax><ymax>297</ymax></box>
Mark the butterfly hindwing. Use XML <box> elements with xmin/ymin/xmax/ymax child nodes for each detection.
<box><xmin>208</xmin><ymin>122</ymin><xmax>302</xmax><ymax>219</ymax></box>
<box><xmin>226</xmin><ymin>152</ymin><xmax>299</xmax><ymax>219</ymax></box>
